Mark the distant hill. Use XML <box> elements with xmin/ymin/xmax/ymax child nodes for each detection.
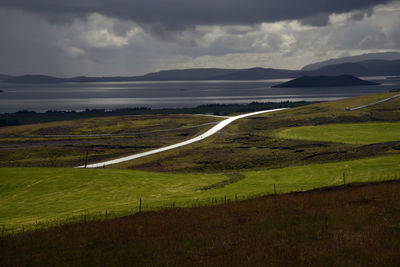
<box><xmin>272</xmin><ymin>75</ymin><xmax>379</xmax><ymax>88</ymax></box>
<box><xmin>138</xmin><ymin>67</ymin><xmax>299</xmax><ymax>81</ymax></box>
<box><xmin>4</xmin><ymin>75</ymin><xmax>66</xmax><ymax>83</ymax></box>
<box><xmin>311</xmin><ymin>60</ymin><xmax>400</xmax><ymax>77</ymax></box>
<box><xmin>212</xmin><ymin>67</ymin><xmax>298</xmax><ymax>80</ymax></box>
<box><xmin>140</xmin><ymin>68</ymin><xmax>237</xmax><ymax>81</ymax></box>
<box><xmin>302</xmin><ymin>52</ymin><xmax>400</xmax><ymax>71</ymax></box>
<box><xmin>0</xmin><ymin>74</ymin><xmax>13</xmax><ymax>81</ymax></box>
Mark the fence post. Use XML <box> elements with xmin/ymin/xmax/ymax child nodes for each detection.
<box><xmin>235</xmin><ymin>194</ymin><xmax>237</xmax><ymax>201</ymax></box>
<box><xmin>84</xmin><ymin>150</ymin><xmax>88</xmax><ymax>168</ymax></box>
<box><xmin>22</xmin><ymin>225</ymin><xmax>24</xmax><ymax>234</ymax></box>
<box><xmin>274</xmin><ymin>184</ymin><xmax>276</xmax><ymax>194</ymax></box>
<box><xmin>224</xmin><ymin>195</ymin><xmax>227</xmax><ymax>204</ymax></box>
<box><xmin>343</xmin><ymin>173</ymin><xmax>346</xmax><ymax>185</ymax></box>
<box><xmin>1</xmin><ymin>225</ymin><xmax>4</xmax><ymax>243</ymax></box>
<box><xmin>139</xmin><ymin>198</ymin><xmax>142</xmax><ymax>213</ymax></box>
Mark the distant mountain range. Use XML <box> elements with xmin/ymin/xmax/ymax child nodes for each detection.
<box><xmin>272</xmin><ymin>75</ymin><xmax>379</xmax><ymax>88</ymax></box>
<box><xmin>302</xmin><ymin>52</ymin><xmax>400</xmax><ymax>70</ymax></box>
<box><xmin>2</xmin><ymin>68</ymin><xmax>300</xmax><ymax>83</ymax></box>
<box><xmin>308</xmin><ymin>59</ymin><xmax>400</xmax><ymax>77</ymax></box>
<box><xmin>2</xmin><ymin>55</ymin><xmax>400</xmax><ymax>84</ymax></box>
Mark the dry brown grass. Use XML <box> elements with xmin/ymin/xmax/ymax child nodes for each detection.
<box><xmin>0</xmin><ymin>114</ymin><xmax>220</xmax><ymax>167</ymax></box>
<box><xmin>1</xmin><ymin>181</ymin><xmax>400</xmax><ymax>266</ymax></box>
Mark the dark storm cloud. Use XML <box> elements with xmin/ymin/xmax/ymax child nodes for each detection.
<box><xmin>0</xmin><ymin>0</ymin><xmax>393</xmax><ymax>29</ymax></box>
<box><xmin>0</xmin><ymin>0</ymin><xmax>399</xmax><ymax>77</ymax></box>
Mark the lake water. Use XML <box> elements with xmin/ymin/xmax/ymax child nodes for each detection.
<box><xmin>0</xmin><ymin>77</ymin><xmax>399</xmax><ymax>113</ymax></box>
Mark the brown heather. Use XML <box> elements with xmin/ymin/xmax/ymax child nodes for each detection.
<box><xmin>1</xmin><ymin>181</ymin><xmax>400</xmax><ymax>266</ymax></box>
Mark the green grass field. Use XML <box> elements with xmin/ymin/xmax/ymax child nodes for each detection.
<box><xmin>276</xmin><ymin>122</ymin><xmax>400</xmax><ymax>144</ymax></box>
<box><xmin>1</xmin><ymin>154</ymin><xmax>400</xmax><ymax>230</ymax></box>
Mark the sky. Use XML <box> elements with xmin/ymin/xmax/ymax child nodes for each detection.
<box><xmin>0</xmin><ymin>0</ymin><xmax>399</xmax><ymax>77</ymax></box>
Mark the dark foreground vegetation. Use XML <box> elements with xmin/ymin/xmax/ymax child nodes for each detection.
<box><xmin>0</xmin><ymin>101</ymin><xmax>313</xmax><ymax>126</ymax></box>
<box><xmin>1</xmin><ymin>181</ymin><xmax>400</xmax><ymax>266</ymax></box>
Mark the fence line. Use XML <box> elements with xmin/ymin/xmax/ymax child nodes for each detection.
<box><xmin>1</xmin><ymin>174</ymin><xmax>400</xmax><ymax>236</ymax></box>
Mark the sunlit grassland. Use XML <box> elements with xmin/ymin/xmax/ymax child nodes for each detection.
<box><xmin>276</xmin><ymin>122</ymin><xmax>400</xmax><ymax>144</ymax></box>
<box><xmin>250</xmin><ymin>91</ymin><xmax>400</xmax><ymax>128</ymax></box>
<box><xmin>1</xmin><ymin>154</ymin><xmax>400</xmax><ymax>230</ymax></box>
<box><xmin>0</xmin><ymin>168</ymin><xmax>227</xmax><ymax>229</ymax></box>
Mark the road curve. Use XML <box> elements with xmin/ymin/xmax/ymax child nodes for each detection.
<box><xmin>78</xmin><ymin>108</ymin><xmax>288</xmax><ymax>168</ymax></box>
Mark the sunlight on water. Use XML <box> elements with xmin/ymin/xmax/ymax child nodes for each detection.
<box><xmin>0</xmin><ymin>77</ymin><xmax>397</xmax><ymax>112</ymax></box>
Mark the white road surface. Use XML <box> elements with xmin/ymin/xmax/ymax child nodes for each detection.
<box><xmin>78</xmin><ymin>108</ymin><xmax>287</xmax><ymax>168</ymax></box>
<box><xmin>348</xmin><ymin>93</ymin><xmax>400</xmax><ymax>111</ymax></box>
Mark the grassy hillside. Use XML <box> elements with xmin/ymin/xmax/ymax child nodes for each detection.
<box><xmin>0</xmin><ymin>114</ymin><xmax>221</xmax><ymax>167</ymax></box>
<box><xmin>276</xmin><ymin>122</ymin><xmax>400</xmax><ymax>144</ymax></box>
<box><xmin>2</xmin><ymin>180</ymin><xmax>400</xmax><ymax>266</ymax></box>
<box><xmin>0</xmin><ymin>114</ymin><xmax>220</xmax><ymax>136</ymax></box>
<box><xmin>122</xmin><ymin>91</ymin><xmax>400</xmax><ymax>172</ymax></box>
<box><xmin>1</xmin><ymin>92</ymin><xmax>398</xmax><ymax>170</ymax></box>
<box><xmin>1</xmin><ymin>154</ymin><xmax>399</xmax><ymax>230</ymax></box>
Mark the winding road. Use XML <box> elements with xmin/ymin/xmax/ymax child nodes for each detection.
<box><xmin>78</xmin><ymin>108</ymin><xmax>287</xmax><ymax>168</ymax></box>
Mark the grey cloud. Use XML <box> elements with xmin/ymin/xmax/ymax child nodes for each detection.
<box><xmin>350</xmin><ymin>7</ymin><xmax>374</xmax><ymax>21</ymax></box>
<box><xmin>111</xmin><ymin>20</ymin><xmax>135</xmax><ymax>37</ymax></box>
<box><xmin>300</xmin><ymin>13</ymin><xmax>330</xmax><ymax>26</ymax></box>
<box><xmin>0</xmin><ymin>0</ymin><xmax>394</xmax><ymax>29</ymax></box>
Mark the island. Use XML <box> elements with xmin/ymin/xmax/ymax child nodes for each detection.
<box><xmin>272</xmin><ymin>75</ymin><xmax>380</xmax><ymax>88</ymax></box>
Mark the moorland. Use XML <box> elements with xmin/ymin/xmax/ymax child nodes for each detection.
<box><xmin>0</xmin><ymin>90</ymin><xmax>400</xmax><ymax>265</ymax></box>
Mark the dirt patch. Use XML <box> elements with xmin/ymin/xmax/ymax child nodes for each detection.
<box><xmin>196</xmin><ymin>172</ymin><xmax>245</xmax><ymax>191</ymax></box>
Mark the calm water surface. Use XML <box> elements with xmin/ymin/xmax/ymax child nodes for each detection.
<box><xmin>0</xmin><ymin>77</ymin><xmax>398</xmax><ymax>113</ymax></box>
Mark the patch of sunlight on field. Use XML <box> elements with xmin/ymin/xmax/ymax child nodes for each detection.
<box><xmin>276</xmin><ymin>122</ymin><xmax>400</xmax><ymax>144</ymax></box>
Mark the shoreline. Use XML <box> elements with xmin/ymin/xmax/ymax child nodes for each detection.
<box><xmin>0</xmin><ymin>101</ymin><xmax>314</xmax><ymax>127</ymax></box>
